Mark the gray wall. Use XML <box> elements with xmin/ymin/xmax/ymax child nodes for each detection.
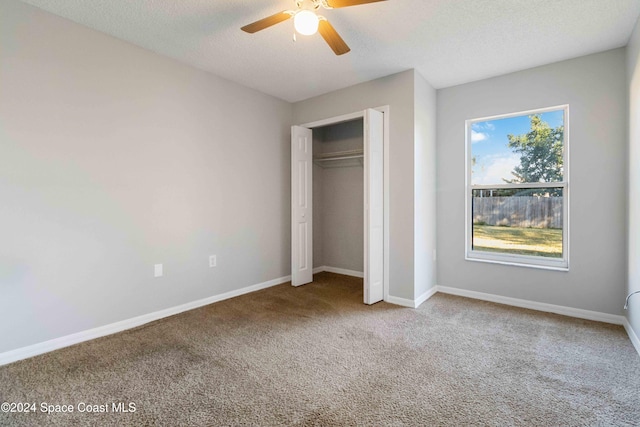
<box><xmin>312</xmin><ymin>134</ymin><xmax>325</xmax><ymax>269</ymax></box>
<box><xmin>293</xmin><ymin>70</ymin><xmax>418</xmax><ymax>301</ymax></box>
<box><xmin>313</xmin><ymin>120</ymin><xmax>364</xmax><ymax>272</ymax></box>
<box><xmin>437</xmin><ymin>48</ymin><xmax>627</xmax><ymax>315</ymax></box>
<box><xmin>0</xmin><ymin>0</ymin><xmax>292</xmax><ymax>353</ymax></box>
<box><xmin>627</xmin><ymin>17</ymin><xmax>640</xmax><ymax>336</ymax></box>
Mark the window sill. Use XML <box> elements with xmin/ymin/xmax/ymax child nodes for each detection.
<box><xmin>465</xmin><ymin>253</ymin><xmax>569</xmax><ymax>272</ymax></box>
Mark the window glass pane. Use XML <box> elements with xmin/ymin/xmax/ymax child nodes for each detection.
<box><xmin>472</xmin><ymin>187</ymin><xmax>563</xmax><ymax>258</ymax></box>
<box><xmin>471</xmin><ymin>110</ymin><xmax>564</xmax><ymax>185</ymax></box>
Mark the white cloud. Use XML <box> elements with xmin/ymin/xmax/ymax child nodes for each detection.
<box><xmin>471</xmin><ymin>130</ymin><xmax>488</xmax><ymax>143</ymax></box>
<box><xmin>472</xmin><ymin>121</ymin><xmax>495</xmax><ymax>132</ymax></box>
<box><xmin>473</xmin><ymin>153</ymin><xmax>520</xmax><ymax>185</ymax></box>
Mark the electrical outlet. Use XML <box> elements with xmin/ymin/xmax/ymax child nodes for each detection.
<box><xmin>154</xmin><ymin>264</ymin><xmax>163</xmax><ymax>277</ymax></box>
<box><xmin>209</xmin><ymin>255</ymin><xmax>217</xmax><ymax>268</ymax></box>
<box><xmin>432</xmin><ymin>249</ymin><xmax>437</xmax><ymax>262</ymax></box>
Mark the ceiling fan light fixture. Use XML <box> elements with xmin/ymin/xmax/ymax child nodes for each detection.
<box><xmin>294</xmin><ymin>10</ymin><xmax>319</xmax><ymax>35</ymax></box>
<box><xmin>242</xmin><ymin>0</ymin><xmax>389</xmax><ymax>54</ymax></box>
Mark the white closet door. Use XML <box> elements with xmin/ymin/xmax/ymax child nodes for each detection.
<box><xmin>291</xmin><ymin>126</ymin><xmax>313</xmax><ymax>287</ymax></box>
<box><xmin>364</xmin><ymin>109</ymin><xmax>384</xmax><ymax>304</ymax></box>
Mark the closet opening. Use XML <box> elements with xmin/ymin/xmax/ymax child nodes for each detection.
<box><xmin>312</xmin><ymin>118</ymin><xmax>365</xmax><ymax>280</ymax></box>
<box><xmin>291</xmin><ymin>108</ymin><xmax>387</xmax><ymax>305</ymax></box>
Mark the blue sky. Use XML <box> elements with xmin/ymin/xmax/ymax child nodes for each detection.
<box><xmin>470</xmin><ymin>110</ymin><xmax>564</xmax><ymax>185</ymax></box>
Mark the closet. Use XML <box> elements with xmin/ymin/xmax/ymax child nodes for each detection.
<box><xmin>312</xmin><ymin>119</ymin><xmax>365</xmax><ymax>277</ymax></box>
<box><xmin>291</xmin><ymin>108</ymin><xmax>384</xmax><ymax>305</ymax></box>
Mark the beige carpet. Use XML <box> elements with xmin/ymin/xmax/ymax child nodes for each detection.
<box><xmin>1</xmin><ymin>272</ymin><xmax>639</xmax><ymax>426</ymax></box>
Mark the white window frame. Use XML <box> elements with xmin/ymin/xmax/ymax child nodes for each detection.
<box><xmin>465</xmin><ymin>105</ymin><xmax>569</xmax><ymax>271</ymax></box>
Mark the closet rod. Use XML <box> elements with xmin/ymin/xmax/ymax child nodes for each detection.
<box><xmin>314</xmin><ymin>149</ymin><xmax>364</xmax><ymax>161</ymax></box>
<box><xmin>315</xmin><ymin>154</ymin><xmax>363</xmax><ymax>162</ymax></box>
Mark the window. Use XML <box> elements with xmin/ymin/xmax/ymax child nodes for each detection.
<box><xmin>466</xmin><ymin>106</ymin><xmax>569</xmax><ymax>270</ymax></box>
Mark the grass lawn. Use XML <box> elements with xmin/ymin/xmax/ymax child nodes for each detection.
<box><xmin>473</xmin><ymin>224</ymin><xmax>562</xmax><ymax>258</ymax></box>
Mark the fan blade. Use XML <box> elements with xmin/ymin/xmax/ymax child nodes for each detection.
<box><xmin>326</xmin><ymin>0</ymin><xmax>387</xmax><ymax>8</ymax></box>
<box><xmin>241</xmin><ymin>11</ymin><xmax>291</xmax><ymax>33</ymax></box>
<box><xmin>318</xmin><ymin>20</ymin><xmax>350</xmax><ymax>56</ymax></box>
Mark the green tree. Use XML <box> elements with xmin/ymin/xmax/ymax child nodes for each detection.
<box><xmin>505</xmin><ymin>115</ymin><xmax>563</xmax><ymax>184</ymax></box>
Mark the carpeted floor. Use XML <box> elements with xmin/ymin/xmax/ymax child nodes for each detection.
<box><xmin>1</xmin><ymin>272</ymin><xmax>639</xmax><ymax>426</ymax></box>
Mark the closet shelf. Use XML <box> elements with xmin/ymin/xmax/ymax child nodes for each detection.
<box><xmin>313</xmin><ymin>149</ymin><xmax>364</xmax><ymax>168</ymax></box>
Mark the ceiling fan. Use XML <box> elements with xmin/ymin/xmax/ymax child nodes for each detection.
<box><xmin>241</xmin><ymin>0</ymin><xmax>387</xmax><ymax>56</ymax></box>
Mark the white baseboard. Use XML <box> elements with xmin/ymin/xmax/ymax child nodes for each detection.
<box><xmin>436</xmin><ymin>285</ymin><xmax>625</xmax><ymax>325</ymax></box>
<box><xmin>0</xmin><ymin>275</ymin><xmax>291</xmax><ymax>367</ymax></box>
<box><xmin>623</xmin><ymin>318</ymin><xmax>640</xmax><ymax>356</ymax></box>
<box><xmin>385</xmin><ymin>295</ymin><xmax>416</xmax><ymax>308</ymax></box>
<box><xmin>386</xmin><ymin>287</ymin><xmax>437</xmax><ymax>309</ymax></box>
<box><xmin>313</xmin><ymin>266</ymin><xmax>364</xmax><ymax>278</ymax></box>
<box><xmin>415</xmin><ymin>287</ymin><xmax>438</xmax><ymax>308</ymax></box>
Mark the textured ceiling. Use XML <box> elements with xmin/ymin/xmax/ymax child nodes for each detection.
<box><xmin>19</xmin><ymin>0</ymin><xmax>640</xmax><ymax>102</ymax></box>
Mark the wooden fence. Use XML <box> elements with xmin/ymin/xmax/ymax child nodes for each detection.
<box><xmin>472</xmin><ymin>196</ymin><xmax>563</xmax><ymax>229</ymax></box>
